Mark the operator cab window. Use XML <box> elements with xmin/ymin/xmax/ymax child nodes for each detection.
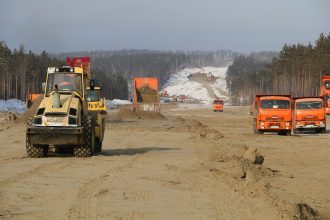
<box><xmin>296</xmin><ymin>101</ymin><xmax>322</xmax><ymax>110</ymax></box>
<box><xmin>260</xmin><ymin>100</ymin><xmax>290</xmax><ymax>109</ymax></box>
<box><xmin>87</xmin><ymin>90</ymin><xmax>100</xmax><ymax>102</ymax></box>
<box><xmin>46</xmin><ymin>73</ymin><xmax>82</xmax><ymax>96</ymax></box>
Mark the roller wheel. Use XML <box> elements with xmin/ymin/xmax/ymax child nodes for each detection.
<box><xmin>74</xmin><ymin>115</ymin><xmax>94</xmax><ymax>157</ymax></box>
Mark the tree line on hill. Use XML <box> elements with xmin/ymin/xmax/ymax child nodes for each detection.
<box><xmin>226</xmin><ymin>33</ymin><xmax>330</xmax><ymax>105</ymax></box>
<box><xmin>0</xmin><ymin>43</ymin><xmax>239</xmax><ymax>101</ymax></box>
<box><xmin>0</xmin><ymin>42</ymin><xmax>132</xmax><ymax>100</ymax></box>
<box><xmin>57</xmin><ymin>49</ymin><xmax>237</xmax><ymax>89</ymax></box>
<box><xmin>0</xmin><ymin>43</ymin><xmax>63</xmax><ymax>100</ymax></box>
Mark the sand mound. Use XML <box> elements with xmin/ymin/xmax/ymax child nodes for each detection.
<box><xmin>0</xmin><ymin>112</ymin><xmax>17</xmax><ymax>131</ymax></box>
<box><xmin>115</xmin><ymin>108</ymin><xmax>166</xmax><ymax>121</ymax></box>
<box><xmin>16</xmin><ymin>95</ymin><xmax>43</xmax><ymax>124</ymax></box>
<box><xmin>295</xmin><ymin>203</ymin><xmax>321</xmax><ymax>220</ymax></box>
<box><xmin>243</xmin><ymin>146</ymin><xmax>264</xmax><ymax>165</ymax></box>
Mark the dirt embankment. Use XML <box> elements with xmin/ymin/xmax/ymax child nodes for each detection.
<box><xmin>206</xmin><ymin>146</ymin><xmax>321</xmax><ymax>220</ymax></box>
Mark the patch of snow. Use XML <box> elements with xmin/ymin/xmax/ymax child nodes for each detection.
<box><xmin>0</xmin><ymin>99</ymin><xmax>26</xmax><ymax>113</ymax></box>
<box><xmin>106</xmin><ymin>99</ymin><xmax>131</xmax><ymax>109</ymax></box>
<box><xmin>162</xmin><ymin>66</ymin><xmax>228</xmax><ymax>104</ymax></box>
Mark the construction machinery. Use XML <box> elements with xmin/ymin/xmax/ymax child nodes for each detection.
<box><xmin>320</xmin><ymin>76</ymin><xmax>330</xmax><ymax>115</ymax></box>
<box><xmin>66</xmin><ymin>57</ymin><xmax>106</xmax><ymax>153</ymax></box>
<box><xmin>133</xmin><ymin>78</ymin><xmax>160</xmax><ymax>112</ymax></box>
<box><xmin>26</xmin><ymin>93</ymin><xmax>43</xmax><ymax>110</ymax></box>
<box><xmin>213</xmin><ymin>98</ymin><xmax>224</xmax><ymax>112</ymax></box>
<box><xmin>26</xmin><ymin>57</ymin><xmax>97</xmax><ymax>157</ymax></box>
<box><xmin>86</xmin><ymin>82</ymin><xmax>107</xmax><ymax>152</ymax></box>
<box><xmin>292</xmin><ymin>97</ymin><xmax>326</xmax><ymax>134</ymax></box>
<box><xmin>253</xmin><ymin>95</ymin><xmax>292</xmax><ymax>135</ymax></box>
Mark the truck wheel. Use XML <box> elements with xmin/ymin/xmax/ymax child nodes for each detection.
<box><xmin>256</xmin><ymin>130</ymin><xmax>263</xmax><ymax>134</ymax></box>
<box><xmin>317</xmin><ymin>128</ymin><xmax>326</xmax><ymax>134</ymax></box>
<box><xmin>74</xmin><ymin>115</ymin><xmax>94</xmax><ymax>157</ymax></box>
<box><xmin>253</xmin><ymin>119</ymin><xmax>263</xmax><ymax>134</ymax></box>
<box><xmin>26</xmin><ymin>135</ymin><xmax>48</xmax><ymax>158</ymax></box>
<box><xmin>94</xmin><ymin>138</ymin><xmax>102</xmax><ymax>153</ymax></box>
<box><xmin>293</xmin><ymin>129</ymin><xmax>301</xmax><ymax>134</ymax></box>
<box><xmin>278</xmin><ymin>130</ymin><xmax>290</xmax><ymax>135</ymax></box>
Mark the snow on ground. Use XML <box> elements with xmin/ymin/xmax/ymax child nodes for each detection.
<box><xmin>0</xmin><ymin>99</ymin><xmax>26</xmax><ymax>113</ymax></box>
<box><xmin>106</xmin><ymin>99</ymin><xmax>131</xmax><ymax>109</ymax></box>
<box><xmin>162</xmin><ymin>66</ymin><xmax>228</xmax><ymax>105</ymax></box>
<box><xmin>0</xmin><ymin>98</ymin><xmax>132</xmax><ymax>112</ymax></box>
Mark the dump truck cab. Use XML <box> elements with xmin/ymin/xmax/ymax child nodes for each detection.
<box><xmin>253</xmin><ymin>95</ymin><xmax>291</xmax><ymax>135</ymax></box>
<box><xmin>86</xmin><ymin>84</ymin><xmax>107</xmax><ymax>152</ymax></box>
<box><xmin>213</xmin><ymin>98</ymin><xmax>223</xmax><ymax>112</ymax></box>
<box><xmin>292</xmin><ymin>97</ymin><xmax>326</xmax><ymax>134</ymax></box>
<box><xmin>320</xmin><ymin>76</ymin><xmax>330</xmax><ymax>115</ymax></box>
<box><xmin>26</xmin><ymin>65</ymin><xmax>95</xmax><ymax>158</ymax></box>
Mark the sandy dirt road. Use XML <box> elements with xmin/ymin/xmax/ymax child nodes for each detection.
<box><xmin>0</xmin><ymin>105</ymin><xmax>329</xmax><ymax>220</ymax></box>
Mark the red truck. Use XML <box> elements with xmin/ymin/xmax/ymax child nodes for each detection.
<box><xmin>292</xmin><ymin>97</ymin><xmax>326</xmax><ymax>134</ymax></box>
<box><xmin>253</xmin><ymin>95</ymin><xmax>292</xmax><ymax>135</ymax></box>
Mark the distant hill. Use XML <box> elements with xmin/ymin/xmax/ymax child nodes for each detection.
<box><xmin>56</xmin><ymin>49</ymin><xmax>240</xmax><ymax>87</ymax></box>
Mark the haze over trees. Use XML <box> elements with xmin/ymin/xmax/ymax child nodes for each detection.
<box><xmin>226</xmin><ymin>33</ymin><xmax>330</xmax><ymax>105</ymax></box>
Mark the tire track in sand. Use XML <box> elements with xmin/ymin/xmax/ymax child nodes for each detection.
<box><xmin>0</xmin><ymin>160</ymin><xmax>67</xmax><ymax>191</ymax></box>
<box><xmin>67</xmin><ymin>155</ymin><xmax>154</xmax><ymax>220</ymax></box>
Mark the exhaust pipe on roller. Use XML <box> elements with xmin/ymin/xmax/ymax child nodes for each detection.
<box><xmin>53</xmin><ymin>84</ymin><xmax>61</xmax><ymax>108</ymax></box>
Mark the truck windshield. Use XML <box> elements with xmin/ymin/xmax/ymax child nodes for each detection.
<box><xmin>46</xmin><ymin>73</ymin><xmax>82</xmax><ymax>96</ymax></box>
<box><xmin>260</xmin><ymin>100</ymin><xmax>290</xmax><ymax>109</ymax></box>
<box><xmin>296</xmin><ymin>101</ymin><xmax>322</xmax><ymax>110</ymax></box>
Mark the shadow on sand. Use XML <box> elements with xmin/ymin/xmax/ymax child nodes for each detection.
<box><xmin>99</xmin><ymin>147</ymin><xmax>178</xmax><ymax>156</ymax></box>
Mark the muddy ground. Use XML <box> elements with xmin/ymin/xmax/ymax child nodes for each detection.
<box><xmin>0</xmin><ymin>105</ymin><xmax>329</xmax><ymax>220</ymax></box>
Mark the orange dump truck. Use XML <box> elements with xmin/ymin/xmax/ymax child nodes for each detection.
<box><xmin>292</xmin><ymin>97</ymin><xmax>326</xmax><ymax>134</ymax></box>
<box><xmin>320</xmin><ymin>76</ymin><xmax>330</xmax><ymax>114</ymax></box>
<box><xmin>26</xmin><ymin>93</ymin><xmax>43</xmax><ymax>110</ymax></box>
<box><xmin>133</xmin><ymin>78</ymin><xmax>160</xmax><ymax>112</ymax></box>
<box><xmin>253</xmin><ymin>95</ymin><xmax>291</xmax><ymax>135</ymax></box>
<box><xmin>213</xmin><ymin>98</ymin><xmax>223</xmax><ymax>112</ymax></box>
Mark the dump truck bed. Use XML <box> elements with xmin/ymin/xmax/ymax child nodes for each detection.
<box><xmin>133</xmin><ymin>78</ymin><xmax>160</xmax><ymax>112</ymax></box>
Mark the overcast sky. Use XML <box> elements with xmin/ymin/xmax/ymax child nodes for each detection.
<box><xmin>0</xmin><ymin>0</ymin><xmax>329</xmax><ymax>53</ymax></box>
